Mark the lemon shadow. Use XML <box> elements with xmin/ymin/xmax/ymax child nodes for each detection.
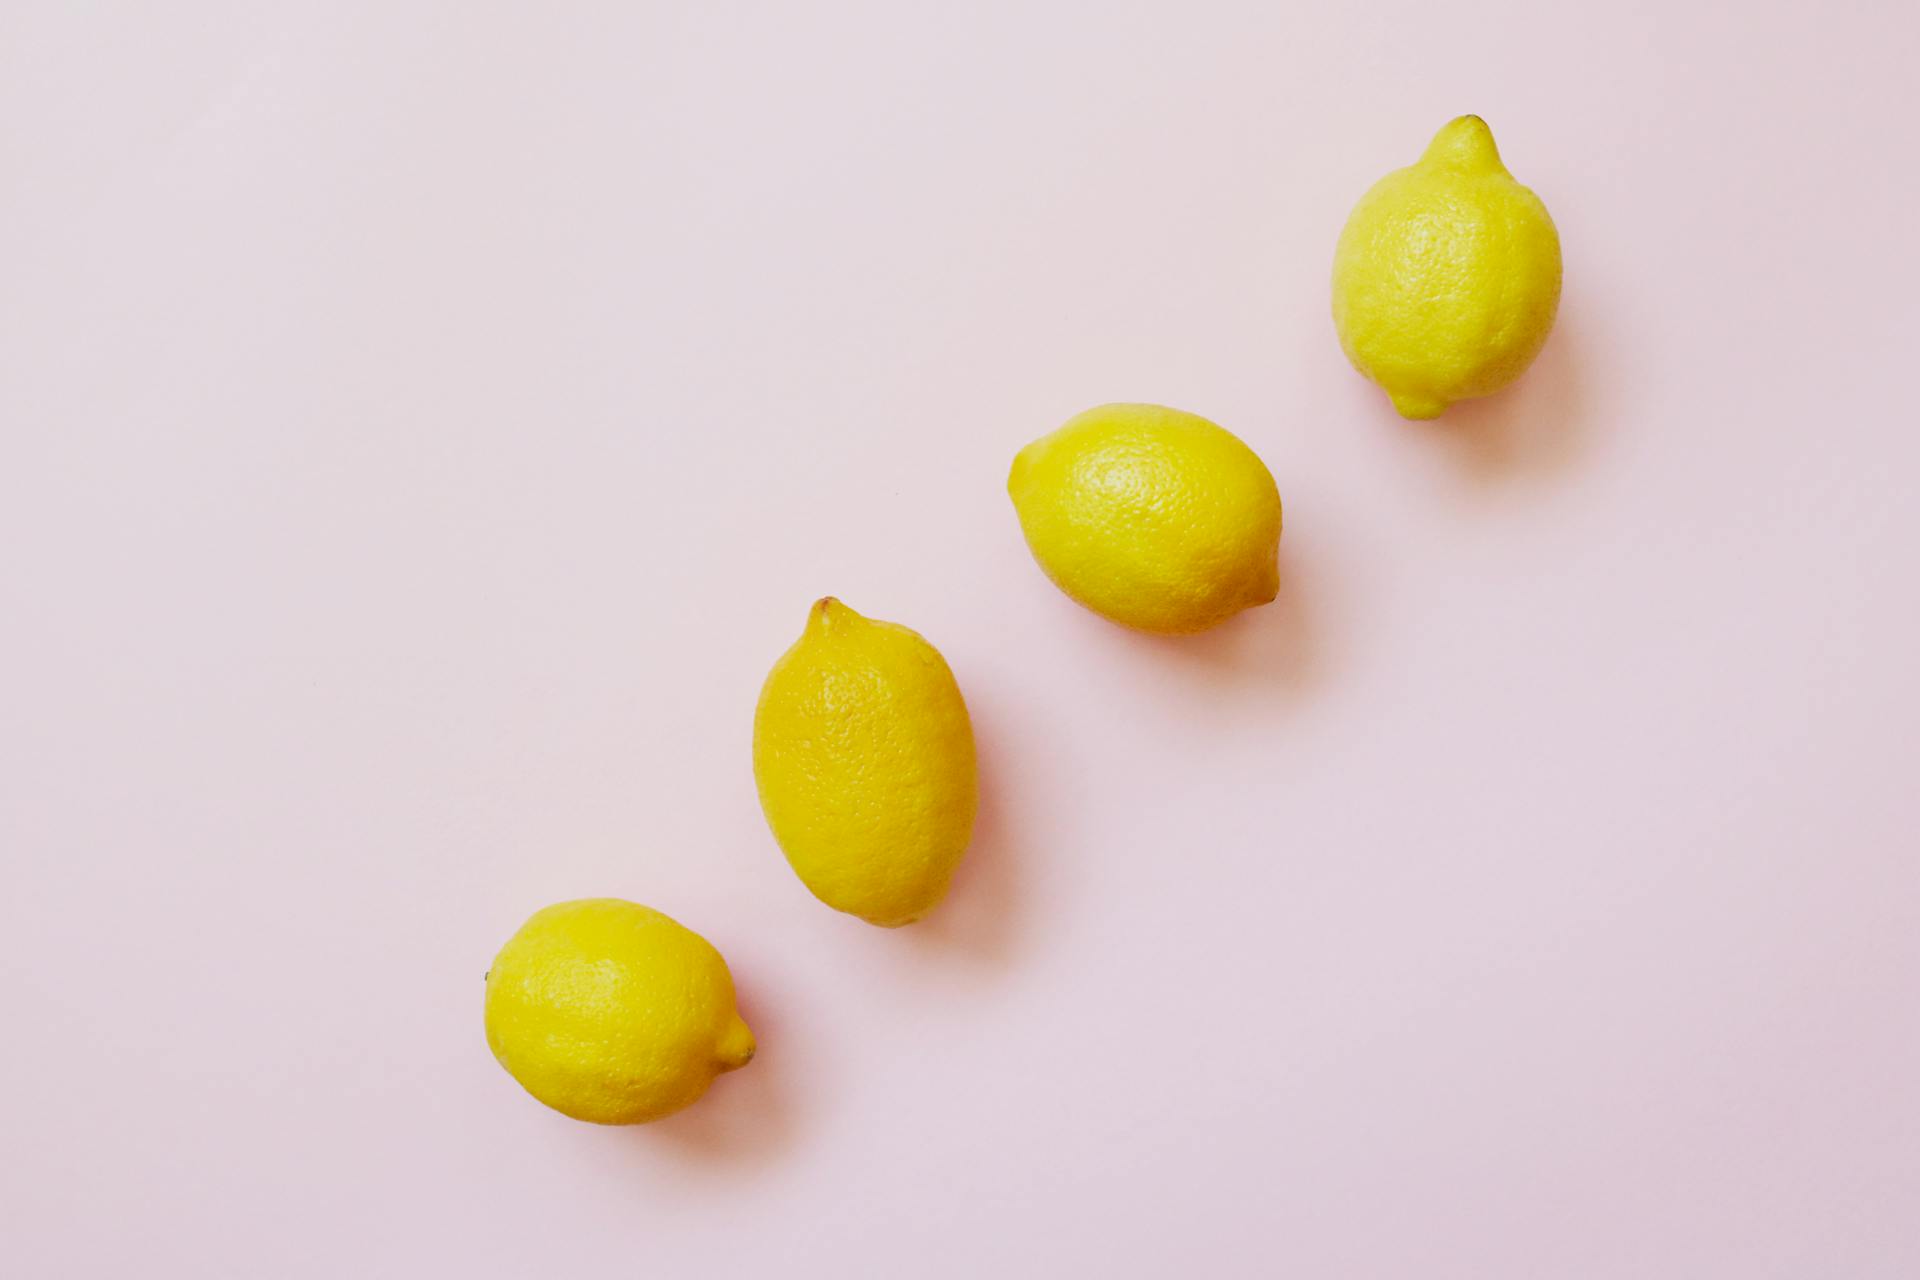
<box><xmin>898</xmin><ymin>695</ymin><xmax>1025</xmax><ymax>968</ymax></box>
<box><xmin>1423</xmin><ymin>307</ymin><xmax>1589</xmax><ymax>479</ymax></box>
<box><xmin>640</xmin><ymin>972</ymin><xmax>801</xmax><ymax>1167</ymax></box>
<box><xmin>1100</xmin><ymin>542</ymin><xmax>1322</xmax><ymax>697</ymax></box>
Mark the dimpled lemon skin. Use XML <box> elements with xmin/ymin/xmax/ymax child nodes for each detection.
<box><xmin>1008</xmin><ymin>403</ymin><xmax>1282</xmax><ymax>634</ymax></box>
<box><xmin>753</xmin><ymin>599</ymin><xmax>978</xmax><ymax>927</ymax></box>
<box><xmin>484</xmin><ymin>899</ymin><xmax>755</xmax><ymax>1125</ymax></box>
<box><xmin>1332</xmin><ymin>115</ymin><xmax>1562</xmax><ymax>420</ymax></box>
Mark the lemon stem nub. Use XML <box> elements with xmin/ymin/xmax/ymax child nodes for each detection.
<box><xmin>1420</xmin><ymin>115</ymin><xmax>1504</xmax><ymax>175</ymax></box>
<box><xmin>807</xmin><ymin>597</ymin><xmax>844</xmax><ymax>633</ymax></box>
<box><xmin>716</xmin><ymin>1016</ymin><xmax>757</xmax><ymax>1071</ymax></box>
<box><xmin>1390</xmin><ymin>390</ymin><xmax>1448</xmax><ymax>420</ymax></box>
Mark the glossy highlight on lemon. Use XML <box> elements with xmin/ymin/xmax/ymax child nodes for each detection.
<box><xmin>1008</xmin><ymin>403</ymin><xmax>1282</xmax><ymax>634</ymax></box>
<box><xmin>753</xmin><ymin>599</ymin><xmax>978</xmax><ymax>927</ymax></box>
<box><xmin>484</xmin><ymin>898</ymin><xmax>755</xmax><ymax>1125</ymax></box>
<box><xmin>1332</xmin><ymin>115</ymin><xmax>1562</xmax><ymax>419</ymax></box>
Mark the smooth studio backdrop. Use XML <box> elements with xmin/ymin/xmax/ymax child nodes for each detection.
<box><xmin>4</xmin><ymin>3</ymin><xmax>1917</xmax><ymax>1276</ymax></box>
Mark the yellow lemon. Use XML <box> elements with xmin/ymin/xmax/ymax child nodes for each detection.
<box><xmin>1332</xmin><ymin>115</ymin><xmax>1562</xmax><ymax>419</ymax></box>
<box><xmin>484</xmin><ymin>898</ymin><xmax>755</xmax><ymax>1124</ymax></box>
<box><xmin>753</xmin><ymin>599</ymin><xmax>977</xmax><ymax>927</ymax></box>
<box><xmin>1008</xmin><ymin>403</ymin><xmax>1282</xmax><ymax>634</ymax></box>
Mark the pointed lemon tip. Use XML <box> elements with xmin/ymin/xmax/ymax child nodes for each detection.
<box><xmin>805</xmin><ymin>596</ymin><xmax>874</xmax><ymax>641</ymax></box>
<box><xmin>716</xmin><ymin>1016</ymin><xmax>756</xmax><ymax>1071</ymax></box>
<box><xmin>1420</xmin><ymin>114</ymin><xmax>1505</xmax><ymax>175</ymax></box>
<box><xmin>1389</xmin><ymin>390</ymin><xmax>1448</xmax><ymax>420</ymax></box>
<box><xmin>1252</xmin><ymin>561</ymin><xmax>1281</xmax><ymax>606</ymax></box>
<box><xmin>806</xmin><ymin>596</ymin><xmax>848</xmax><ymax>633</ymax></box>
<box><xmin>1008</xmin><ymin>445</ymin><xmax>1034</xmax><ymax>500</ymax></box>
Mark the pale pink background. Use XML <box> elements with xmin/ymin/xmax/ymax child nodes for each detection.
<box><xmin>4</xmin><ymin>2</ymin><xmax>1918</xmax><ymax>1276</ymax></box>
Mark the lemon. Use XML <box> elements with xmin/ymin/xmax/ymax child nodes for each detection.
<box><xmin>484</xmin><ymin>898</ymin><xmax>755</xmax><ymax>1125</ymax></box>
<box><xmin>1332</xmin><ymin>115</ymin><xmax>1562</xmax><ymax>419</ymax></box>
<box><xmin>753</xmin><ymin>598</ymin><xmax>977</xmax><ymax>927</ymax></box>
<box><xmin>1008</xmin><ymin>403</ymin><xmax>1282</xmax><ymax>634</ymax></box>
